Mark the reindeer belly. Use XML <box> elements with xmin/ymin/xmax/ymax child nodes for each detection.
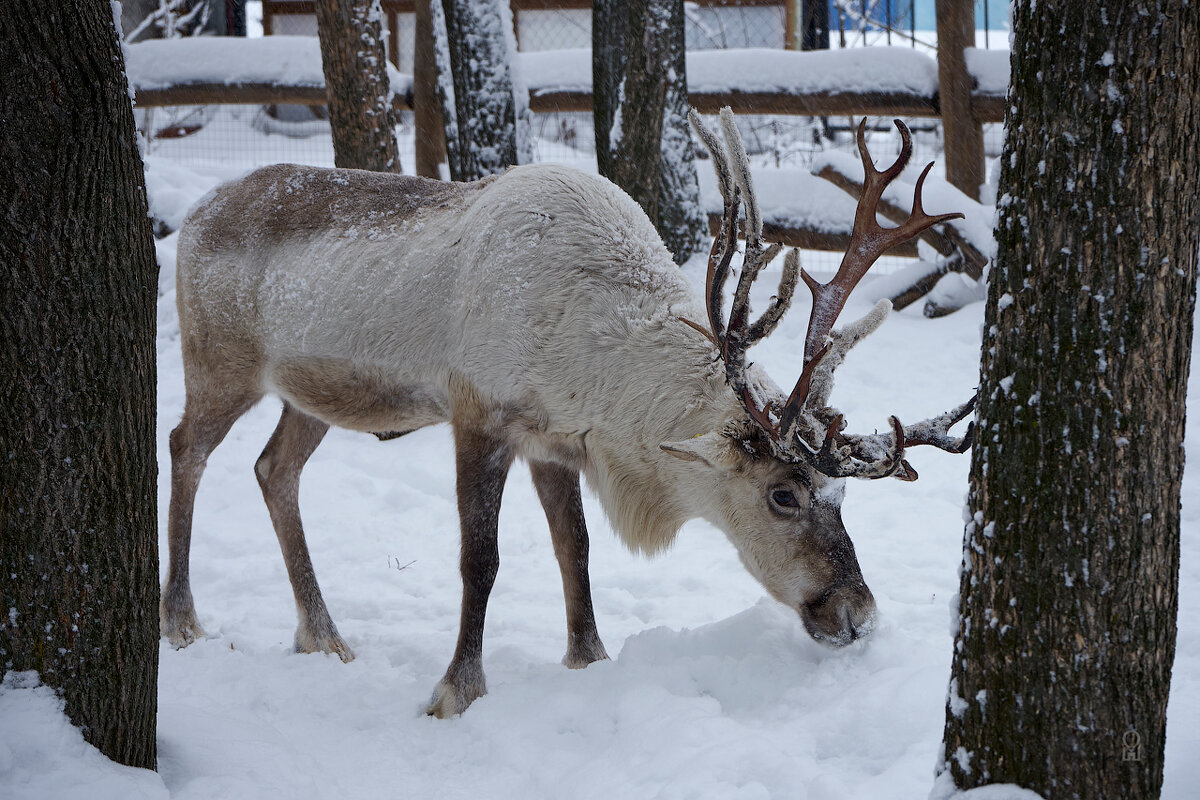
<box><xmin>269</xmin><ymin>356</ymin><xmax>449</xmax><ymax>434</ymax></box>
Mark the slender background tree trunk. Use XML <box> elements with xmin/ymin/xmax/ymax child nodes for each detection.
<box><xmin>654</xmin><ymin>0</ymin><xmax>707</xmax><ymax>263</ymax></box>
<box><xmin>438</xmin><ymin>0</ymin><xmax>527</xmax><ymax>181</ymax></box>
<box><xmin>314</xmin><ymin>0</ymin><xmax>402</xmax><ymax>172</ymax></box>
<box><xmin>0</xmin><ymin>0</ymin><xmax>160</xmax><ymax>769</ymax></box>
<box><xmin>595</xmin><ymin>0</ymin><xmax>704</xmax><ymax>264</ymax></box>
<box><xmin>939</xmin><ymin>2</ymin><xmax>1200</xmax><ymax>797</ymax></box>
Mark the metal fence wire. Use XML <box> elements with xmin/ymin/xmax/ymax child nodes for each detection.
<box><xmin>141</xmin><ymin>0</ymin><xmax>1008</xmax><ymax>270</ymax></box>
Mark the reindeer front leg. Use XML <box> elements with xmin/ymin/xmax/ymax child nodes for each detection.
<box><xmin>529</xmin><ymin>461</ymin><xmax>609</xmax><ymax>668</ymax></box>
<box><xmin>426</xmin><ymin>424</ymin><xmax>514</xmax><ymax>718</ymax></box>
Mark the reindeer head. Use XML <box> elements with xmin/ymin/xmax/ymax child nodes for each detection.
<box><xmin>662</xmin><ymin>109</ymin><xmax>975</xmax><ymax>646</ymax></box>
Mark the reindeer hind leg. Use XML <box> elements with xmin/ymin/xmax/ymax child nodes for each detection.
<box><xmin>254</xmin><ymin>402</ymin><xmax>353</xmax><ymax>661</ymax></box>
<box><xmin>162</xmin><ymin>387</ymin><xmax>261</xmax><ymax>647</ymax></box>
<box><xmin>426</xmin><ymin>422</ymin><xmax>514</xmax><ymax>718</ymax></box>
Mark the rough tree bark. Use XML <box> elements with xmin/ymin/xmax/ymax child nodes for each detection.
<box><xmin>594</xmin><ymin>0</ymin><xmax>705</xmax><ymax>264</ymax></box>
<box><xmin>938</xmin><ymin>2</ymin><xmax>1200</xmax><ymax>798</ymax></box>
<box><xmin>0</xmin><ymin>0</ymin><xmax>160</xmax><ymax>770</ymax></box>
<box><xmin>654</xmin><ymin>0</ymin><xmax>708</xmax><ymax>263</ymax></box>
<box><xmin>438</xmin><ymin>0</ymin><xmax>529</xmax><ymax>181</ymax></box>
<box><xmin>314</xmin><ymin>0</ymin><xmax>402</xmax><ymax>172</ymax></box>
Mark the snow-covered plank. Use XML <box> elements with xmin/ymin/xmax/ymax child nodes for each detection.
<box><xmin>124</xmin><ymin>36</ymin><xmax>413</xmax><ymax>104</ymax></box>
<box><xmin>522</xmin><ymin>46</ymin><xmax>1008</xmax><ymax>120</ymax></box>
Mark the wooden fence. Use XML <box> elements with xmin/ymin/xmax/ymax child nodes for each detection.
<box><xmin>251</xmin><ymin>0</ymin><xmax>999</xmax><ymax>199</ymax></box>
<box><xmin>129</xmin><ymin>0</ymin><xmax>1000</xmax><ymax>287</ymax></box>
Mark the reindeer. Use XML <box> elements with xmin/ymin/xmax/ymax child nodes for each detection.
<box><xmin>162</xmin><ymin>109</ymin><xmax>973</xmax><ymax>718</ymax></box>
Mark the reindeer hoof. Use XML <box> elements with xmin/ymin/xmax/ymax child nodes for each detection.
<box><xmin>563</xmin><ymin>632</ymin><xmax>610</xmax><ymax>669</ymax></box>
<box><xmin>295</xmin><ymin>622</ymin><xmax>355</xmax><ymax>663</ymax></box>
<box><xmin>160</xmin><ymin>609</ymin><xmax>205</xmax><ymax>649</ymax></box>
<box><xmin>160</xmin><ymin>594</ymin><xmax>205</xmax><ymax>652</ymax></box>
<box><xmin>425</xmin><ymin>669</ymin><xmax>487</xmax><ymax>718</ymax></box>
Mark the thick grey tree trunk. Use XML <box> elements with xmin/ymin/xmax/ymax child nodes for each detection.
<box><xmin>438</xmin><ymin>0</ymin><xmax>529</xmax><ymax>181</ymax></box>
<box><xmin>594</xmin><ymin>0</ymin><xmax>705</xmax><ymax>264</ymax></box>
<box><xmin>0</xmin><ymin>0</ymin><xmax>160</xmax><ymax>769</ymax></box>
<box><xmin>314</xmin><ymin>0</ymin><xmax>402</xmax><ymax>172</ymax></box>
<box><xmin>938</xmin><ymin>2</ymin><xmax>1200</xmax><ymax>798</ymax></box>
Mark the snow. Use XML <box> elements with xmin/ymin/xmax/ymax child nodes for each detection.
<box><xmin>522</xmin><ymin>46</ymin><xmax>941</xmax><ymax>98</ymax></box>
<box><xmin>964</xmin><ymin>48</ymin><xmax>1011</xmax><ymax>96</ymax></box>
<box><xmin>697</xmin><ymin>166</ymin><xmax>859</xmax><ymax>236</ymax></box>
<box><xmin>123</xmin><ymin>35</ymin><xmax>412</xmax><ymax>98</ymax></box>
<box><xmin>2</xmin><ymin>127</ymin><xmax>1197</xmax><ymax>800</ymax></box>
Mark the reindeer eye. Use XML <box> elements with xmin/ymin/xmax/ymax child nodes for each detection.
<box><xmin>770</xmin><ymin>488</ymin><xmax>800</xmax><ymax>510</ymax></box>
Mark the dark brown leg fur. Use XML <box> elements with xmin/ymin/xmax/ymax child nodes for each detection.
<box><xmin>426</xmin><ymin>423</ymin><xmax>514</xmax><ymax>717</ymax></box>
<box><xmin>530</xmin><ymin>460</ymin><xmax>609</xmax><ymax>668</ymax></box>
<box><xmin>255</xmin><ymin>403</ymin><xmax>352</xmax><ymax>661</ymax></box>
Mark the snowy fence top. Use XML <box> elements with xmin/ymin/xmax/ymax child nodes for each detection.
<box><xmin>125</xmin><ymin>36</ymin><xmax>413</xmax><ymax>106</ymax></box>
<box><xmin>124</xmin><ymin>37</ymin><xmax>1008</xmax><ymax>123</ymax></box>
<box><xmin>522</xmin><ymin>47</ymin><xmax>1006</xmax><ymax>121</ymax></box>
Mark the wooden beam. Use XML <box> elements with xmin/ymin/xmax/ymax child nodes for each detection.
<box><xmin>710</xmin><ymin>214</ymin><xmax>919</xmax><ymax>257</ymax></box>
<box><xmin>134</xmin><ymin>83</ymin><xmax>413</xmax><ymax>111</ymax></box>
<box><xmin>531</xmin><ymin>89</ymin><xmax>938</xmax><ymax>118</ymax></box>
<box><xmin>971</xmin><ymin>94</ymin><xmax>1006</xmax><ymax>124</ymax></box>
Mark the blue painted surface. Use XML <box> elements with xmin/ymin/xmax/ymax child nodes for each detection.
<box><xmin>828</xmin><ymin>1</ymin><xmax>1008</xmax><ymax>32</ymax></box>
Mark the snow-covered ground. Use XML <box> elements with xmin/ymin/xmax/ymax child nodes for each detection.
<box><xmin>2</xmin><ymin>132</ymin><xmax>1197</xmax><ymax>800</ymax></box>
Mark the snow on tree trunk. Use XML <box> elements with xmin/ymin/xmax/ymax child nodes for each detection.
<box><xmin>0</xmin><ymin>0</ymin><xmax>159</xmax><ymax>770</ymax></box>
<box><xmin>438</xmin><ymin>0</ymin><xmax>529</xmax><ymax>181</ymax></box>
<box><xmin>655</xmin><ymin>0</ymin><xmax>707</xmax><ymax>264</ymax></box>
<box><xmin>430</xmin><ymin>0</ymin><xmax>461</xmax><ymax>178</ymax></box>
<box><xmin>595</xmin><ymin>0</ymin><xmax>704</xmax><ymax>265</ymax></box>
<box><xmin>313</xmin><ymin>0</ymin><xmax>402</xmax><ymax>173</ymax></box>
<box><xmin>937</xmin><ymin>2</ymin><xmax>1199</xmax><ymax>798</ymax></box>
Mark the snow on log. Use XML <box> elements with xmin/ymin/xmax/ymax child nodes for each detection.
<box><xmin>124</xmin><ymin>36</ymin><xmax>412</xmax><ymax>105</ymax></box>
<box><xmin>695</xmin><ymin>166</ymin><xmax>918</xmax><ymax>255</ymax></box>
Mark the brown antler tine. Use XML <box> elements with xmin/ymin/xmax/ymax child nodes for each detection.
<box><xmin>856</xmin><ymin>118</ymin><xmax>913</xmax><ymax>183</ymax></box>
<box><xmin>777</xmin><ymin>343</ymin><xmax>830</xmax><ymax>437</ymax></box>
<box><xmin>884</xmin><ymin>119</ymin><xmax>914</xmax><ymax>180</ymax></box>
<box><xmin>909</xmin><ymin>160</ymin><xmax>966</xmax><ymax>231</ymax></box>
<box><xmin>706</xmin><ymin>194</ymin><xmax>740</xmax><ymax>346</ymax></box>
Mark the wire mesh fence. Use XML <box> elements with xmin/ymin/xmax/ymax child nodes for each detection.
<box><xmin>141</xmin><ymin>1</ymin><xmax>1009</xmax><ymax>273</ymax></box>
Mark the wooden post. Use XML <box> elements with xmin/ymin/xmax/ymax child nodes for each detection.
<box><xmin>413</xmin><ymin>0</ymin><xmax>446</xmax><ymax>177</ymax></box>
<box><xmin>936</xmin><ymin>0</ymin><xmax>985</xmax><ymax>200</ymax></box>
<box><xmin>386</xmin><ymin>8</ymin><xmax>400</xmax><ymax>66</ymax></box>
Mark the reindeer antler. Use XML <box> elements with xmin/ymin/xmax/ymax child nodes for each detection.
<box><xmin>690</xmin><ymin>109</ymin><xmax>975</xmax><ymax>480</ymax></box>
<box><xmin>688</xmin><ymin>108</ymin><xmax>791</xmax><ymax>430</ymax></box>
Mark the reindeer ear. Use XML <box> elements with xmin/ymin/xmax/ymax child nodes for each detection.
<box><xmin>659</xmin><ymin>432</ymin><xmax>732</xmax><ymax>468</ymax></box>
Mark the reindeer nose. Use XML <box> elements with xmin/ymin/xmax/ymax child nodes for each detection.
<box><xmin>801</xmin><ymin>582</ymin><xmax>877</xmax><ymax>647</ymax></box>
